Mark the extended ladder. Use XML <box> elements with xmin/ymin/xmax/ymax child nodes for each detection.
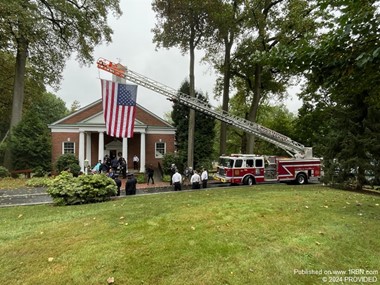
<box><xmin>97</xmin><ymin>58</ymin><xmax>308</xmax><ymax>157</ymax></box>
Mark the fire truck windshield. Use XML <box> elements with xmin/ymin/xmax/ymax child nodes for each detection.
<box><xmin>219</xmin><ymin>158</ymin><xmax>234</xmax><ymax>168</ymax></box>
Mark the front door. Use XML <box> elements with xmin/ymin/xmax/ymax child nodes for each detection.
<box><xmin>109</xmin><ymin>149</ymin><xmax>117</xmax><ymax>159</ymax></box>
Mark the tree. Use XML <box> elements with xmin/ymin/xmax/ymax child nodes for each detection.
<box><xmin>9</xmin><ymin>92</ymin><xmax>69</xmax><ymax>171</ymax></box>
<box><xmin>204</xmin><ymin>0</ymin><xmax>244</xmax><ymax>155</ymax></box>
<box><xmin>10</xmin><ymin>112</ymin><xmax>52</xmax><ymax>171</ymax></box>
<box><xmin>230</xmin><ymin>0</ymin><xmax>320</xmax><ymax>153</ymax></box>
<box><xmin>213</xmin><ymin>93</ymin><xmax>296</xmax><ymax>156</ymax></box>
<box><xmin>295</xmin><ymin>0</ymin><xmax>380</xmax><ymax>189</ymax></box>
<box><xmin>152</xmin><ymin>0</ymin><xmax>214</xmax><ymax>168</ymax></box>
<box><xmin>171</xmin><ymin>81</ymin><xmax>216</xmax><ymax>171</ymax></box>
<box><xmin>1</xmin><ymin>0</ymin><xmax>121</xmax><ymax>168</ymax></box>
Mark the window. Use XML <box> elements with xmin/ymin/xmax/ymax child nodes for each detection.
<box><xmin>155</xmin><ymin>142</ymin><xmax>166</xmax><ymax>158</ymax></box>
<box><xmin>255</xmin><ymin>159</ymin><xmax>263</xmax><ymax>168</ymax></box>
<box><xmin>63</xmin><ymin>142</ymin><xmax>75</xmax><ymax>154</ymax></box>
<box><xmin>246</xmin><ymin>159</ymin><xmax>254</xmax><ymax>167</ymax></box>
<box><xmin>235</xmin><ymin>159</ymin><xmax>243</xmax><ymax>167</ymax></box>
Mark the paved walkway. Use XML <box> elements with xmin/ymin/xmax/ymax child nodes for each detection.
<box><xmin>0</xmin><ymin>180</ymin><xmax>204</xmax><ymax>208</ymax></box>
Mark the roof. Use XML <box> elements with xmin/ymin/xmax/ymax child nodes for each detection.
<box><xmin>49</xmin><ymin>99</ymin><xmax>174</xmax><ymax>131</ymax></box>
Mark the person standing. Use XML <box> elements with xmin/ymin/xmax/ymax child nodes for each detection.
<box><xmin>111</xmin><ymin>156</ymin><xmax>119</xmax><ymax>173</ymax></box>
<box><xmin>133</xmin><ymin>155</ymin><xmax>139</xmax><ymax>170</ymax></box>
<box><xmin>201</xmin><ymin>168</ymin><xmax>208</xmax><ymax>189</ymax></box>
<box><xmin>169</xmin><ymin>164</ymin><xmax>176</xmax><ymax>185</ymax></box>
<box><xmin>125</xmin><ymin>173</ymin><xmax>137</xmax><ymax>195</ymax></box>
<box><xmin>118</xmin><ymin>153</ymin><xmax>127</xmax><ymax>179</ymax></box>
<box><xmin>190</xmin><ymin>170</ymin><xmax>201</xmax><ymax>189</ymax></box>
<box><xmin>146</xmin><ymin>164</ymin><xmax>154</xmax><ymax>185</ymax></box>
<box><xmin>172</xmin><ymin>169</ymin><xmax>182</xmax><ymax>191</ymax></box>
<box><xmin>113</xmin><ymin>174</ymin><xmax>122</xmax><ymax>196</ymax></box>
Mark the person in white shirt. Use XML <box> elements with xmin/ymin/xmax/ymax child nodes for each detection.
<box><xmin>201</xmin><ymin>168</ymin><xmax>208</xmax><ymax>189</ymax></box>
<box><xmin>190</xmin><ymin>170</ymin><xmax>201</xmax><ymax>189</ymax></box>
<box><xmin>133</xmin><ymin>155</ymin><xmax>139</xmax><ymax>170</ymax></box>
<box><xmin>172</xmin><ymin>169</ymin><xmax>182</xmax><ymax>191</ymax></box>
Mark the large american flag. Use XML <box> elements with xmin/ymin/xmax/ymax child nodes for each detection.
<box><xmin>101</xmin><ymin>79</ymin><xmax>138</xmax><ymax>138</ymax></box>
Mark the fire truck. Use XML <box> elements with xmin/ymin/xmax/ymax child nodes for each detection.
<box><xmin>96</xmin><ymin>58</ymin><xmax>321</xmax><ymax>185</ymax></box>
<box><xmin>215</xmin><ymin>154</ymin><xmax>321</xmax><ymax>185</ymax></box>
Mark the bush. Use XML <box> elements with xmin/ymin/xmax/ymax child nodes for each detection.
<box><xmin>0</xmin><ymin>166</ymin><xmax>10</xmax><ymax>178</ymax></box>
<box><xmin>55</xmin><ymin>154</ymin><xmax>81</xmax><ymax>176</ymax></box>
<box><xmin>136</xmin><ymin>173</ymin><xmax>146</xmax><ymax>183</ymax></box>
<box><xmin>47</xmin><ymin>172</ymin><xmax>117</xmax><ymax>206</ymax></box>
<box><xmin>32</xmin><ymin>166</ymin><xmax>47</xmax><ymax>177</ymax></box>
<box><xmin>162</xmin><ymin>153</ymin><xmax>182</xmax><ymax>175</ymax></box>
<box><xmin>162</xmin><ymin>174</ymin><xmax>171</xmax><ymax>183</ymax></box>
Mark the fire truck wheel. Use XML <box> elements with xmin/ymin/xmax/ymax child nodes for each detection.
<box><xmin>296</xmin><ymin>173</ymin><xmax>308</xmax><ymax>185</ymax></box>
<box><xmin>244</xmin><ymin>176</ymin><xmax>255</xmax><ymax>185</ymax></box>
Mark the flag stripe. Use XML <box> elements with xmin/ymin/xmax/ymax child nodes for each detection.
<box><xmin>101</xmin><ymin>79</ymin><xmax>137</xmax><ymax>138</ymax></box>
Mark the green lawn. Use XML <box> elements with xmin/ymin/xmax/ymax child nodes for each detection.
<box><xmin>0</xmin><ymin>184</ymin><xmax>379</xmax><ymax>285</ymax></box>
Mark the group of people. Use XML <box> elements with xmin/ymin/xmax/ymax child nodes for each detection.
<box><xmin>91</xmin><ymin>155</ymin><xmax>210</xmax><ymax>195</ymax></box>
<box><xmin>170</xmin><ymin>164</ymin><xmax>208</xmax><ymax>191</ymax></box>
<box><xmin>92</xmin><ymin>153</ymin><xmax>128</xmax><ymax>179</ymax></box>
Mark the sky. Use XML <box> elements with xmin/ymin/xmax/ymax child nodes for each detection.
<box><xmin>52</xmin><ymin>0</ymin><xmax>302</xmax><ymax>118</ymax></box>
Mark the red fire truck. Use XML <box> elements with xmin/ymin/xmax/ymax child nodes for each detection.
<box><xmin>215</xmin><ymin>153</ymin><xmax>321</xmax><ymax>185</ymax></box>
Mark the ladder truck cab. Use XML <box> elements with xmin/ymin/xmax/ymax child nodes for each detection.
<box><xmin>215</xmin><ymin>153</ymin><xmax>321</xmax><ymax>185</ymax></box>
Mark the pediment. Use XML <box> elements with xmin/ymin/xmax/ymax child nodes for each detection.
<box><xmin>82</xmin><ymin>112</ymin><xmax>144</xmax><ymax>125</ymax></box>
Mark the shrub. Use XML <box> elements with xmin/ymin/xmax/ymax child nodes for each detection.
<box><xmin>0</xmin><ymin>166</ymin><xmax>10</xmax><ymax>178</ymax></box>
<box><xmin>32</xmin><ymin>166</ymin><xmax>47</xmax><ymax>177</ymax></box>
<box><xmin>55</xmin><ymin>154</ymin><xmax>81</xmax><ymax>176</ymax></box>
<box><xmin>136</xmin><ymin>173</ymin><xmax>146</xmax><ymax>183</ymax></box>
<box><xmin>47</xmin><ymin>172</ymin><xmax>117</xmax><ymax>206</ymax></box>
<box><xmin>162</xmin><ymin>174</ymin><xmax>171</xmax><ymax>183</ymax></box>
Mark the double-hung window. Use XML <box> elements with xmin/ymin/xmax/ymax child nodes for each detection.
<box><xmin>63</xmin><ymin>142</ymin><xmax>75</xmax><ymax>154</ymax></box>
<box><xmin>155</xmin><ymin>142</ymin><xmax>166</xmax><ymax>158</ymax></box>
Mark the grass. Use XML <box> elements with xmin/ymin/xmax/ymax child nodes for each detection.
<box><xmin>0</xmin><ymin>177</ymin><xmax>28</xmax><ymax>189</ymax></box>
<box><xmin>0</xmin><ymin>184</ymin><xmax>379</xmax><ymax>285</ymax></box>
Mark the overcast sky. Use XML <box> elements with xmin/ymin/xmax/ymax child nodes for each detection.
<box><xmin>52</xmin><ymin>0</ymin><xmax>302</xmax><ymax>118</ymax></box>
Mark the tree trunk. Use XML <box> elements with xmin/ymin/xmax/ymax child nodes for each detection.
<box><xmin>187</xmin><ymin>37</ymin><xmax>196</xmax><ymax>168</ymax></box>
<box><xmin>3</xmin><ymin>36</ymin><xmax>28</xmax><ymax>169</ymax></box>
<box><xmin>219</xmin><ymin>36</ymin><xmax>233</xmax><ymax>155</ymax></box>
<box><xmin>246</xmin><ymin>64</ymin><xmax>262</xmax><ymax>153</ymax></box>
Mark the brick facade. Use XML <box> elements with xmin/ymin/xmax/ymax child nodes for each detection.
<box><xmin>49</xmin><ymin>99</ymin><xmax>175</xmax><ymax>172</ymax></box>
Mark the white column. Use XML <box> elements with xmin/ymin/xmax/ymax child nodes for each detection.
<box><xmin>122</xmin><ymin>137</ymin><xmax>128</xmax><ymax>169</ymax></box>
<box><xmin>140</xmin><ymin>132</ymin><xmax>146</xmax><ymax>173</ymax></box>
<box><xmin>86</xmin><ymin>132</ymin><xmax>92</xmax><ymax>166</ymax></box>
<box><xmin>98</xmin><ymin>131</ymin><xmax>104</xmax><ymax>162</ymax></box>
<box><xmin>79</xmin><ymin>131</ymin><xmax>85</xmax><ymax>171</ymax></box>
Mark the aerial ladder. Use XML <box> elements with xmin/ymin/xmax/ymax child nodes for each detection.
<box><xmin>97</xmin><ymin>58</ymin><xmax>313</xmax><ymax>158</ymax></box>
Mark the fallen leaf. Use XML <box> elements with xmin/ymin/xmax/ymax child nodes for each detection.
<box><xmin>324</xmin><ymin>205</ymin><xmax>329</xmax><ymax>208</ymax></box>
<box><xmin>18</xmin><ymin>214</ymin><xmax>23</xmax><ymax>218</ymax></box>
<box><xmin>119</xmin><ymin>216</ymin><xmax>124</xmax><ymax>220</ymax></box>
<box><xmin>305</xmin><ymin>206</ymin><xmax>309</xmax><ymax>209</ymax></box>
<box><xmin>191</xmin><ymin>226</ymin><xmax>195</xmax><ymax>230</ymax></box>
<box><xmin>48</xmin><ymin>257</ymin><xmax>54</xmax><ymax>262</ymax></box>
<box><xmin>107</xmin><ymin>277</ymin><xmax>115</xmax><ymax>284</ymax></box>
<box><xmin>315</xmin><ymin>241</ymin><xmax>321</xmax><ymax>245</ymax></box>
